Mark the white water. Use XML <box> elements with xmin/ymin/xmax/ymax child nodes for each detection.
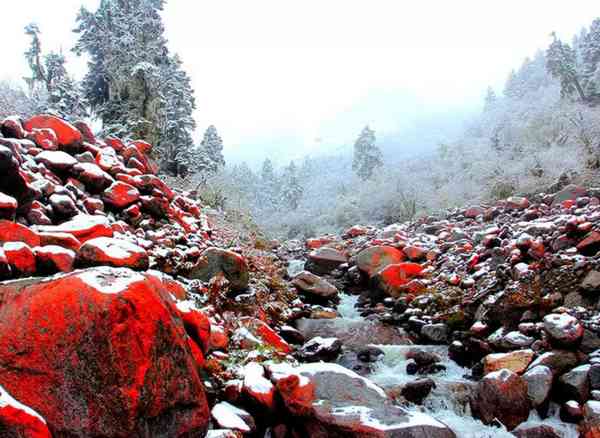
<box><xmin>332</xmin><ymin>293</ymin><xmax>579</xmax><ymax>438</ymax></box>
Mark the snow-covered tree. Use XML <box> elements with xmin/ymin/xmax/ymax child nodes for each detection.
<box><xmin>73</xmin><ymin>0</ymin><xmax>170</xmax><ymax>143</ymax></box>
<box><xmin>281</xmin><ymin>161</ymin><xmax>303</xmax><ymax>210</ymax></box>
<box><xmin>581</xmin><ymin>19</ymin><xmax>600</xmax><ymax>97</ymax></box>
<box><xmin>484</xmin><ymin>86</ymin><xmax>497</xmax><ymax>111</ymax></box>
<box><xmin>23</xmin><ymin>23</ymin><xmax>86</xmax><ymax>119</ymax></box>
<box><xmin>352</xmin><ymin>125</ymin><xmax>383</xmax><ymax>180</ymax></box>
<box><xmin>546</xmin><ymin>32</ymin><xmax>586</xmax><ymax>100</ymax></box>
<box><xmin>159</xmin><ymin>54</ymin><xmax>196</xmax><ymax>176</ymax></box>
<box><xmin>191</xmin><ymin>125</ymin><xmax>225</xmax><ymax>176</ymax></box>
<box><xmin>258</xmin><ymin>158</ymin><xmax>279</xmax><ymax>210</ymax></box>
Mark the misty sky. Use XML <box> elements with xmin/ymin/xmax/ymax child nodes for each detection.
<box><xmin>1</xmin><ymin>1</ymin><xmax>598</xmax><ymax>164</ymax></box>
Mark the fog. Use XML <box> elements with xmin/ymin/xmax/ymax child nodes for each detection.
<box><xmin>1</xmin><ymin>1</ymin><xmax>598</xmax><ymax>166</ymax></box>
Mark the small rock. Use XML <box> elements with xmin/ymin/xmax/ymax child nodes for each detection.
<box><xmin>401</xmin><ymin>378</ymin><xmax>436</xmax><ymax>405</ymax></box>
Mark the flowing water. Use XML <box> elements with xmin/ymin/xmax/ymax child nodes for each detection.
<box><xmin>330</xmin><ymin>294</ymin><xmax>579</xmax><ymax>438</ymax></box>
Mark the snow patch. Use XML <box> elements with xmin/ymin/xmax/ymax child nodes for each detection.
<box><xmin>78</xmin><ymin>266</ymin><xmax>146</xmax><ymax>294</ymax></box>
<box><xmin>211</xmin><ymin>402</ymin><xmax>251</xmax><ymax>432</ymax></box>
<box><xmin>0</xmin><ymin>384</ymin><xmax>47</xmax><ymax>424</ymax></box>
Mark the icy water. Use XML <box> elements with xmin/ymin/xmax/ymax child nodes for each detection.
<box><xmin>333</xmin><ymin>294</ymin><xmax>579</xmax><ymax>438</ymax></box>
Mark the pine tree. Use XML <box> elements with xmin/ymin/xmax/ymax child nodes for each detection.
<box><xmin>483</xmin><ymin>86</ymin><xmax>497</xmax><ymax>111</ymax></box>
<box><xmin>73</xmin><ymin>0</ymin><xmax>170</xmax><ymax>143</ymax></box>
<box><xmin>23</xmin><ymin>23</ymin><xmax>86</xmax><ymax>119</ymax></box>
<box><xmin>352</xmin><ymin>125</ymin><xmax>383</xmax><ymax>181</ymax></box>
<box><xmin>159</xmin><ymin>54</ymin><xmax>196</xmax><ymax>176</ymax></box>
<box><xmin>546</xmin><ymin>32</ymin><xmax>586</xmax><ymax>100</ymax></box>
<box><xmin>581</xmin><ymin>19</ymin><xmax>600</xmax><ymax>97</ymax></box>
<box><xmin>503</xmin><ymin>70</ymin><xmax>519</xmax><ymax>99</ymax></box>
<box><xmin>191</xmin><ymin>125</ymin><xmax>225</xmax><ymax>176</ymax></box>
<box><xmin>281</xmin><ymin>161</ymin><xmax>303</xmax><ymax>210</ymax></box>
<box><xmin>259</xmin><ymin>158</ymin><xmax>279</xmax><ymax>210</ymax></box>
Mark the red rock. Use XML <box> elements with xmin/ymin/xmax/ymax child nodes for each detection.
<box><xmin>102</xmin><ymin>181</ymin><xmax>140</xmax><ymax>209</ymax></box>
<box><xmin>38</xmin><ymin>232</ymin><xmax>81</xmax><ymax>252</ymax></box>
<box><xmin>34</xmin><ymin>150</ymin><xmax>77</xmax><ymax>171</ymax></box>
<box><xmin>403</xmin><ymin>245</ymin><xmax>427</xmax><ymax>261</ymax></box>
<box><xmin>131</xmin><ymin>140</ymin><xmax>153</xmax><ymax>155</ymax></box>
<box><xmin>0</xmin><ymin>146</ymin><xmax>34</xmax><ymax>204</ymax></box>
<box><xmin>0</xmin><ymin>266</ymin><xmax>210</xmax><ymax>437</ymax></box>
<box><xmin>0</xmin><ymin>193</ymin><xmax>17</xmax><ymax>220</ymax></box>
<box><xmin>241</xmin><ymin>362</ymin><xmax>276</xmax><ymax>410</ymax></box>
<box><xmin>506</xmin><ymin>197</ymin><xmax>530</xmax><ymax>210</ymax></box>
<box><xmin>95</xmin><ymin>147</ymin><xmax>122</xmax><ymax>173</ymax></box>
<box><xmin>27</xmin><ymin>128</ymin><xmax>58</xmax><ymax>151</ymax></box>
<box><xmin>78</xmin><ymin>237</ymin><xmax>149</xmax><ymax>270</ymax></box>
<box><xmin>0</xmin><ymin>116</ymin><xmax>27</xmax><ymax>139</ymax></box>
<box><xmin>140</xmin><ymin>195</ymin><xmax>170</xmax><ymax>217</ymax></box>
<box><xmin>73</xmin><ymin>120</ymin><xmax>96</xmax><ymax>144</ymax></box>
<box><xmin>306</xmin><ymin>237</ymin><xmax>334</xmax><ymax>250</ymax></box>
<box><xmin>3</xmin><ymin>242</ymin><xmax>36</xmax><ymax>275</ymax></box>
<box><xmin>34</xmin><ymin>245</ymin><xmax>75</xmax><ymax>273</ymax></box>
<box><xmin>128</xmin><ymin>156</ymin><xmax>146</xmax><ymax>173</ymax></box>
<box><xmin>209</xmin><ymin>324</ymin><xmax>229</xmax><ymax>351</ymax></box>
<box><xmin>0</xmin><ymin>248</ymin><xmax>11</xmax><ymax>279</ymax></box>
<box><xmin>83</xmin><ymin>197</ymin><xmax>105</xmax><ymax>214</ymax></box>
<box><xmin>175</xmin><ymin>302</ymin><xmax>211</xmax><ymax>355</ymax></box>
<box><xmin>23</xmin><ymin>115</ymin><xmax>82</xmax><ymax>147</ymax></box>
<box><xmin>34</xmin><ymin>214</ymin><xmax>113</xmax><ymax>243</ymax></box>
<box><xmin>465</xmin><ymin>206</ymin><xmax>484</xmax><ymax>218</ymax></box>
<box><xmin>0</xmin><ymin>384</ymin><xmax>52</xmax><ymax>438</ymax></box>
<box><xmin>472</xmin><ymin>369</ymin><xmax>530</xmax><ymax>430</ymax></box>
<box><xmin>0</xmin><ymin>220</ymin><xmax>41</xmax><ymax>247</ymax></box>
<box><xmin>306</xmin><ymin>247</ymin><xmax>348</xmax><ymax>275</ymax></box>
<box><xmin>239</xmin><ymin>317</ymin><xmax>292</xmax><ymax>353</ymax></box>
<box><xmin>344</xmin><ymin>225</ymin><xmax>368</xmax><ymax>238</ymax></box>
<box><xmin>105</xmin><ymin>136</ymin><xmax>125</xmax><ymax>152</ymax></box>
<box><xmin>133</xmin><ymin>175</ymin><xmax>175</xmax><ymax>201</ymax></box>
<box><xmin>578</xmin><ymin>232</ymin><xmax>600</xmax><ymax>256</ymax></box>
<box><xmin>373</xmin><ymin>262</ymin><xmax>424</xmax><ymax>297</ymax></box>
<box><xmin>73</xmin><ymin>162</ymin><xmax>114</xmax><ymax>192</ymax></box>
<box><xmin>355</xmin><ymin>245</ymin><xmax>405</xmax><ymax>276</ymax></box>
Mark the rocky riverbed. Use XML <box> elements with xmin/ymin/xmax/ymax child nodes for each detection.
<box><xmin>1</xmin><ymin>114</ymin><xmax>600</xmax><ymax>437</ymax></box>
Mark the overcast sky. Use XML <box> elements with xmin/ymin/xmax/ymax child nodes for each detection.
<box><xmin>1</xmin><ymin>1</ymin><xmax>598</xmax><ymax>164</ymax></box>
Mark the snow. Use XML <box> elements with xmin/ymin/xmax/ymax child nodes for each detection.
<box><xmin>486</xmin><ymin>369</ymin><xmax>515</xmax><ymax>381</ymax></box>
<box><xmin>330</xmin><ymin>405</ymin><xmax>448</xmax><ymax>431</ymax></box>
<box><xmin>211</xmin><ymin>402</ymin><xmax>251</xmax><ymax>432</ymax></box>
<box><xmin>34</xmin><ymin>214</ymin><xmax>110</xmax><ymax>234</ymax></box>
<box><xmin>0</xmin><ymin>384</ymin><xmax>47</xmax><ymax>424</ymax></box>
<box><xmin>35</xmin><ymin>150</ymin><xmax>77</xmax><ymax>167</ymax></box>
<box><xmin>175</xmin><ymin>300</ymin><xmax>197</xmax><ymax>313</ymax></box>
<box><xmin>268</xmin><ymin>362</ymin><xmax>387</xmax><ymax>398</ymax></box>
<box><xmin>78</xmin><ymin>266</ymin><xmax>146</xmax><ymax>294</ymax></box>
<box><xmin>242</xmin><ymin>362</ymin><xmax>273</xmax><ymax>395</ymax></box>
<box><xmin>303</xmin><ymin>336</ymin><xmax>339</xmax><ymax>352</ymax></box>
<box><xmin>86</xmin><ymin>237</ymin><xmax>145</xmax><ymax>259</ymax></box>
<box><xmin>3</xmin><ymin>242</ymin><xmax>29</xmax><ymax>251</ymax></box>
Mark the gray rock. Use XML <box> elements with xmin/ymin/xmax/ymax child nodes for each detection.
<box><xmin>522</xmin><ymin>365</ymin><xmax>553</xmax><ymax>407</ymax></box>
<box><xmin>582</xmin><ymin>270</ymin><xmax>600</xmax><ymax>292</ymax></box>
<box><xmin>543</xmin><ymin>313</ymin><xmax>584</xmax><ymax>346</ymax></box>
<box><xmin>558</xmin><ymin>364</ymin><xmax>591</xmax><ymax>403</ymax></box>
<box><xmin>188</xmin><ymin>247</ymin><xmax>249</xmax><ymax>291</ymax></box>
<box><xmin>421</xmin><ymin>323</ymin><xmax>448</xmax><ymax>343</ymax></box>
<box><xmin>292</xmin><ymin>271</ymin><xmax>339</xmax><ymax>302</ymax></box>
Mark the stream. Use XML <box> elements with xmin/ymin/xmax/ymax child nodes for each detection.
<box><xmin>295</xmin><ymin>274</ymin><xmax>579</xmax><ymax>438</ymax></box>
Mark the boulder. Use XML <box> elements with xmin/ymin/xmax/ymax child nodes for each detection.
<box><xmin>421</xmin><ymin>323</ymin><xmax>448</xmax><ymax>343</ymax></box>
<box><xmin>79</xmin><ymin>237</ymin><xmax>149</xmax><ymax>270</ymax></box>
<box><xmin>558</xmin><ymin>364</ymin><xmax>591</xmax><ymax>403</ymax></box>
<box><xmin>102</xmin><ymin>181</ymin><xmax>140</xmax><ymax>209</ymax></box>
<box><xmin>372</xmin><ymin>262</ymin><xmax>424</xmax><ymax>297</ymax></box>
<box><xmin>0</xmin><ymin>193</ymin><xmax>17</xmax><ymax>220</ymax></box>
<box><xmin>241</xmin><ymin>362</ymin><xmax>276</xmax><ymax>411</ymax></box>
<box><xmin>237</xmin><ymin>317</ymin><xmax>292</xmax><ymax>354</ymax></box>
<box><xmin>0</xmin><ymin>267</ymin><xmax>210</xmax><ymax>437</ymax></box>
<box><xmin>268</xmin><ymin>362</ymin><xmax>455</xmax><ymax>437</ymax></box>
<box><xmin>400</xmin><ymin>378</ymin><xmax>436</xmax><ymax>405</ymax></box>
<box><xmin>305</xmin><ymin>247</ymin><xmax>348</xmax><ymax>275</ymax></box>
<box><xmin>471</xmin><ymin>369</ymin><xmax>530</xmax><ymax>431</ymax></box>
<box><xmin>522</xmin><ymin>365</ymin><xmax>553</xmax><ymax>408</ymax></box>
<box><xmin>34</xmin><ymin>214</ymin><xmax>113</xmax><ymax>243</ymax></box>
<box><xmin>582</xmin><ymin>270</ymin><xmax>600</xmax><ymax>293</ymax></box>
<box><xmin>552</xmin><ymin>184</ymin><xmax>588</xmax><ymax>206</ymax></box>
<box><xmin>512</xmin><ymin>424</ymin><xmax>561</xmax><ymax>438</ymax></box>
<box><xmin>582</xmin><ymin>400</ymin><xmax>600</xmax><ymax>438</ymax></box>
<box><xmin>0</xmin><ymin>146</ymin><xmax>33</xmax><ymax>204</ymax></box>
<box><xmin>543</xmin><ymin>313</ymin><xmax>583</xmax><ymax>346</ymax></box>
<box><xmin>296</xmin><ymin>337</ymin><xmax>342</xmax><ymax>362</ymax></box>
<box><xmin>292</xmin><ymin>271</ymin><xmax>339</xmax><ymax>302</ymax></box>
<box><xmin>483</xmin><ymin>349</ymin><xmax>535</xmax><ymax>375</ymax></box>
<box><xmin>0</xmin><ymin>384</ymin><xmax>52</xmax><ymax>438</ymax></box>
<box><xmin>189</xmin><ymin>247</ymin><xmax>249</xmax><ymax>291</ymax></box>
<box><xmin>34</xmin><ymin>150</ymin><xmax>77</xmax><ymax>171</ymax></box>
<box><xmin>3</xmin><ymin>242</ymin><xmax>36</xmax><ymax>276</ymax></box>
<box><xmin>211</xmin><ymin>402</ymin><xmax>255</xmax><ymax>434</ymax></box>
<box><xmin>23</xmin><ymin>115</ymin><xmax>82</xmax><ymax>147</ymax></box>
<box><xmin>0</xmin><ymin>220</ymin><xmax>41</xmax><ymax>247</ymax></box>
<box><xmin>355</xmin><ymin>246</ymin><xmax>404</xmax><ymax>277</ymax></box>
<box><xmin>34</xmin><ymin>245</ymin><xmax>76</xmax><ymax>273</ymax></box>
